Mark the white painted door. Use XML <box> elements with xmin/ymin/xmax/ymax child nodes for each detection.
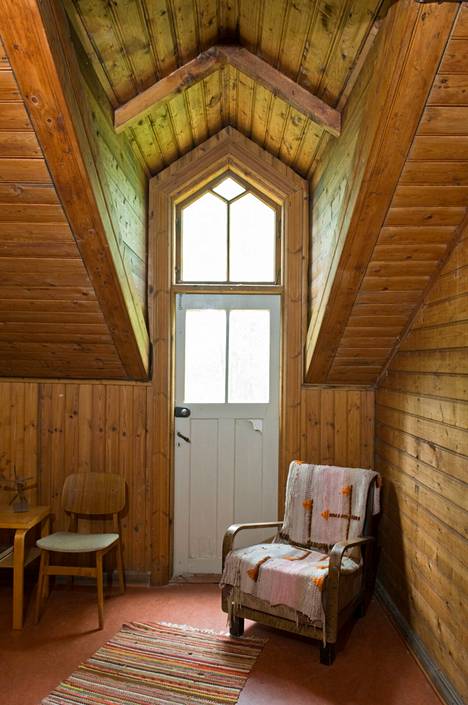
<box><xmin>173</xmin><ymin>294</ymin><xmax>280</xmax><ymax>575</ymax></box>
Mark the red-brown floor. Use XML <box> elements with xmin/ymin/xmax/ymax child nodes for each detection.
<box><xmin>0</xmin><ymin>582</ymin><xmax>441</xmax><ymax>705</ymax></box>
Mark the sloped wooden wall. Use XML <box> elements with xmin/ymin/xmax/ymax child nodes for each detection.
<box><xmin>375</xmin><ymin>236</ymin><xmax>468</xmax><ymax>699</ymax></box>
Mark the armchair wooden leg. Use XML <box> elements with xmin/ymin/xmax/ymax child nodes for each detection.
<box><xmin>320</xmin><ymin>643</ymin><xmax>336</xmax><ymax>665</ymax></box>
<box><xmin>116</xmin><ymin>541</ymin><xmax>125</xmax><ymax>595</ymax></box>
<box><xmin>229</xmin><ymin>616</ymin><xmax>244</xmax><ymax>637</ymax></box>
<box><xmin>96</xmin><ymin>552</ymin><xmax>104</xmax><ymax>630</ymax></box>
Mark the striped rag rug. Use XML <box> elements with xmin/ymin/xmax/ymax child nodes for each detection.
<box><xmin>42</xmin><ymin>621</ymin><xmax>266</xmax><ymax>705</ymax></box>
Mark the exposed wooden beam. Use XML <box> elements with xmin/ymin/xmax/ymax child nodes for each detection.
<box><xmin>114</xmin><ymin>45</ymin><xmax>341</xmax><ymax>138</ymax></box>
<box><xmin>0</xmin><ymin>0</ymin><xmax>150</xmax><ymax>379</ymax></box>
<box><xmin>305</xmin><ymin>0</ymin><xmax>459</xmax><ymax>383</ymax></box>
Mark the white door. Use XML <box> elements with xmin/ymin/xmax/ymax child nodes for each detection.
<box><xmin>173</xmin><ymin>293</ymin><xmax>280</xmax><ymax>575</ymax></box>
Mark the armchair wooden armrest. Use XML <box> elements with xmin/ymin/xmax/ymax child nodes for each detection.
<box><xmin>222</xmin><ymin>521</ymin><xmax>283</xmax><ymax>568</ymax></box>
<box><xmin>325</xmin><ymin>536</ymin><xmax>375</xmax><ymax>644</ymax></box>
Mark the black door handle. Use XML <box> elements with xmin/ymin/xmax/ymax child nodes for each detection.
<box><xmin>175</xmin><ymin>406</ymin><xmax>191</xmax><ymax>418</ymax></box>
<box><xmin>176</xmin><ymin>431</ymin><xmax>191</xmax><ymax>444</ymax></box>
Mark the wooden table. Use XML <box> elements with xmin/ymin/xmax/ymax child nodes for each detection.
<box><xmin>0</xmin><ymin>505</ymin><xmax>50</xmax><ymax>629</ymax></box>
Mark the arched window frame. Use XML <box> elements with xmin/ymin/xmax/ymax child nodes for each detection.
<box><xmin>174</xmin><ymin>171</ymin><xmax>282</xmax><ymax>287</ymax></box>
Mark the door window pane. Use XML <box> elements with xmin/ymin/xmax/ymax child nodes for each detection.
<box><xmin>229</xmin><ymin>193</ymin><xmax>276</xmax><ymax>282</ymax></box>
<box><xmin>181</xmin><ymin>192</ymin><xmax>227</xmax><ymax>281</ymax></box>
<box><xmin>228</xmin><ymin>310</ymin><xmax>270</xmax><ymax>403</ymax></box>
<box><xmin>185</xmin><ymin>310</ymin><xmax>226</xmax><ymax>403</ymax></box>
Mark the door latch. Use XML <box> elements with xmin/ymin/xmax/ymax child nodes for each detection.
<box><xmin>176</xmin><ymin>431</ymin><xmax>191</xmax><ymax>444</ymax></box>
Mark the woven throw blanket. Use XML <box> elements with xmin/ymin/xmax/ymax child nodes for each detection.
<box><xmin>221</xmin><ymin>542</ymin><xmax>358</xmax><ymax>625</ymax></box>
<box><xmin>280</xmin><ymin>462</ymin><xmax>380</xmax><ymax>548</ymax></box>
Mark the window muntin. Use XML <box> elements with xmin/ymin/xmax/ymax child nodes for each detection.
<box><xmin>177</xmin><ymin>173</ymin><xmax>279</xmax><ymax>285</ymax></box>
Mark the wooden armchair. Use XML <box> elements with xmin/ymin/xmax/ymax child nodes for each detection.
<box><xmin>35</xmin><ymin>472</ymin><xmax>126</xmax><ymax>629</ymax></box>
<box><xmin>221</xmin><ymin>463</ymin><xmax>379</xmax><ymax>664</ymax></box>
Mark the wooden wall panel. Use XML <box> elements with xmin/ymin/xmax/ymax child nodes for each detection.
<box><xmin>0</xmin><ymin>38</ymin><xmax>125</xmax><ymax>378</ymax></box>
<box><xmin>0</xmin><ymin>382</ymin><xmax>38</xmax><ymax>506</ymax></box>
<box><xmin>73</xmin><ymin>34</ymin><xmax>148</xmax><ymax>315</ymax></box>
<box><xmin>307</xmin><ymin>2</ymin><xmax>463</xmax><ymax>385</ymax></box>
<box><xmin>376</xmin><ymin>232</ymin><xmax>468</xmax><ymax>701</ymax></box>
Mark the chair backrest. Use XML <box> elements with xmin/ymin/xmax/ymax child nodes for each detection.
<box><xmin>62</xmin><ymin>472</ymin><xmax>126</xmax><ymax>516</ymax></box>
<box><xmin>280</xmin><ymin>462</ymin><xmax>379</xmax><ymax>548</ymax></box>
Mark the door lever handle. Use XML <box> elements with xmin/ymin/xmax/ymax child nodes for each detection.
<box><xmin>176</xmin><ymin>431</ymin><xmax>191</xmax><ymax>444</ymax></box>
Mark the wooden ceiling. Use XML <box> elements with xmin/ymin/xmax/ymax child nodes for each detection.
<box><xmin>328</xmin><ymin>14</ymin><xmax>468</xmax><ymax>384</ymax></box>
<box><xmin>306</xmin><ymin>3</ymin><xmax>468</xmax><ymax>385</ymax></box>
<box><xmin>66</xmin><ymin>0</ymin><xmax>384</xmax><ymax>176</ymax></box>
<box><xmin>0</xmin><ymin>40</ymin><xmax>126</xmax><ymax>378</ymax></box>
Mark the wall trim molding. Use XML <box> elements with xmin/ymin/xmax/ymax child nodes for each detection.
<box><xmin>376</xmin><ymin>581</ymin><xmax>464</xmax><ymax>705</ymax></box>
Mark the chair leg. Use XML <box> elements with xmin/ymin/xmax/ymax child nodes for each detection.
<box><xmin>320</xmin><ymin>643</ymin><xmax>336</xmax><ymax>665</ymax></box>
<box><xmin>115</xmin><ymin>540</ymin><xmax>125</xmax><ymax>595</ymax></box>
<box><xmin>35</xmin><ymin>550</ymin><xmax>48</xmax><ymax>624</ymax></box>
<box><xmin>229</xmin><ymin>616</ymin><xmax>244</xmax><ymax>637</ymax></box>
<box><xmin>96</xmin><ymin>552</ymin><xmax>104</xmax><ymax>630</ymax></box>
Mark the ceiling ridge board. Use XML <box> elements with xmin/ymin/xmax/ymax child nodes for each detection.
<box><xmin>114</xmin><ymin>44</ymin><xmax>341</xmax><ymax>138</ymax></box>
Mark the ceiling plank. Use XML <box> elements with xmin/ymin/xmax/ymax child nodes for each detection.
<box><xmin>305</xmin><ymin>0</ymin><xmax>459</xmax><ymax>383</ymax></box>
<box><xmin>114</xmin><ymin>44</ymin><xmax>341</xmax><ymax>137</ymax></box>
<box><xmin>0</xmin><ymin>0</ymin><xmax>150</xmax><ymax>379</ymax></box>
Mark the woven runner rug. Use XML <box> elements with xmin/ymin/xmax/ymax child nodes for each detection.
<box><xmin>42</xmin><ymin>621</ymin><xmax>266</xmax><ymax>705</ymax></box>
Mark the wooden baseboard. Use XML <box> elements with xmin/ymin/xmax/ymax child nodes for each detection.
<box><xmin>376</xmin><ymin>581</ymin><xmax>464</xmax><ymax>705</ymax></box>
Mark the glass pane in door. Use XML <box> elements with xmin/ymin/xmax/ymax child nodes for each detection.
<box><xmin>228</xmin><ymin>309</ymin><xmax>270</xmax><ymax>403</ymax></box>
<box><xmin>185</xmin><ymin>309</ymin><xmax>226</xmax><ymax>403</ymax></box>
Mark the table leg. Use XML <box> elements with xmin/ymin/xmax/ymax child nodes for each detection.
<box><xmin>12</xmin><ymin>529</ymin><xmax>26</xmax><ymax>630</ymax></box>
<box><xmin>41</xmin><ymin>515</ymin><xmax>50</xmax><ymax>538</ymax></box>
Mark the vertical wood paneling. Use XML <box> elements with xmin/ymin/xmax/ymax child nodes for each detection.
<box><xmin>376</xmin><ymin>229</ymin><xmax>468</xmax><ymax>700</ymax></box>
<box><xmin>0</xmin><ymin>382</ymin><xmax>38</xmax><ymax>505</ymax></box>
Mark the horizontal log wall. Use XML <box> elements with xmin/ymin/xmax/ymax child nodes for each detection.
<box><xmin>376</xmin><ymin>233</ymin><xmax>468</xmax><ymax>700</ymax></box>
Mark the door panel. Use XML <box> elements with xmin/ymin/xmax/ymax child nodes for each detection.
<box><xmin>173</xmin><ymin>294</ymin><xmax>280</xmax><ymax>575</ymax></box>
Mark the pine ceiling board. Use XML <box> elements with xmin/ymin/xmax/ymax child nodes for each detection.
<box><xmin>64</xmin><ymin>0</ymin><xmax>119</xmax><ymax>107</ymax></box>
<box><xmin>298</xmin><ymin>1</ymin><xmax>343</xmax><ymax>93</ymax></box>
<box><xmin>71</xmin><ymin>0</ymin><xmax>137</xmax><ymax>102</ymax></box>
<box><xmin>278</xmin><ymin>0</ymin><xmax>315</xmax><ymax>81</ymax></box>
<box><xmin>0</xmin><ymin>132</ymin><xmax>42</xmax><ymax>158</ymax></box>
<box><xmin>0</xmin><ymin>104</ymin><xmax>31</xmax><ymax>130</ymax></box>
<box><xmin>250</xmin><ymin>82</ymin><xmax>272</xmax><ymax>147</ymax></box>
<box><xmin>256</xmin><ymin>0</ymin><xmax>288</xmax><ymax>67</ymax></box>
<box><xmin>145</xmin><ymin>103</ymin><xmax>180</xmax><ymax>165</ymax></box>
<box><xmin>264</xmin><ymin>94</ymin><xmax>289</xmax><ymax>157</ymax></box>
<box><xmin>219</xmin><ymin>0</ymin><xmax>238</xmax><ymax>37</ymax></box>
<box><xmin>129</xmin><ymin>119</ymin><xmax>165</xmax><ymax>173</ymax></box>
<box><xmin>167</xmin><ymin>92</ymin><xmax>194</xmax><ymax>155</ymax></box>
<box><xmin>409</xmin><ymin>135</ymin><xmax>468</xmax><ymax>161</ymax></box>
<box><xmin>393</xmin><ymin>185</ymin><xmax>468</xmax><ymax>208</ymax></box>
<box><xmin>235</xmin><ymin>70</ymin><xmax>255</xmax><ymax>136</ymax></box>
<box><xmin>143</xmin><ymin>0</ymin><xmax>179</xmax><ymax>78</ymax></box>
<box><xmin>203</xmin><ymin>68</ymin><xmax>223</xmax><ymax>136</ymax></box>
<box><xmin>195</xmin><ymin>0</ymin><xmax>218</xmax><ymax>50</ymax></box>
<box><xmin>172</xmin><ymin>0</ymin><xmax>199</xmax><ymax>63</ymax></box>
<box><xmin>293</xmin><ymin>121</ymin><xmax>322</xmax><ymax>175</ymax></box>
<box><xmin>279</xmin><ymin>107</ymin><xmax>307</xmax><ymax>168</ymax></box>
<box><xmin>105</xmin><ymin>0</ymin><xmax>159</xmax><ymax>94</ymax></box>
<box><xmin>0</xmin><ymin>185</ymin><xmax>60</xmax><ymax>204</ymax></box>
<box><xmin>238</xmin><ymin>0</ymin><xmax>262</xmax><ymax>52</ymax></box>
<box><xmin>185</xmin><ymin>81</ymin><xmax>209</xmax><ymax>145</ymax></box>
<box><xmin>317</xmin><ymin>0</ymin><xmax>381</xmax><ymax>106</ymax></box>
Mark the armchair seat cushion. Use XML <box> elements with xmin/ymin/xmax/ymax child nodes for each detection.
<box><xmin>221</xmin><ymin>542</ymin><xmax>360</xmax><ymax>625</ymax></box>
<box><xmin>37</xmin><ymin>532</ymin><xmax>119</xmax><ymax>553</ymax></box>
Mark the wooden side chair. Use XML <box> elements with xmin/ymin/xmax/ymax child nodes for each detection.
<box><xmin>35</xmin><ymin>472</ymin><xmax>126</xmax><ymax>629</ymax></box>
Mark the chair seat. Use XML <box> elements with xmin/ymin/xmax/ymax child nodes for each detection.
<box><xmin>37</xmin><ymin>531</ymin><xmax>119</xmax><ymax>553</ymax></box>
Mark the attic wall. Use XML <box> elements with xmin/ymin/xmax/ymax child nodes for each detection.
<box><xmin>0</xmin><ymin>380</ymin><xmax>373</xmax><ymax>579</ymax></box>
<box><xmin>375</xmin><ymin>238</ymin><xmax>468</xmax><ymax>701</ymax></box>
<box><xmin>0</xmin><ymin>39</ymin><xmax>125</xmax><ymax>378</ymax></box>
<box><xmin>72</xmin><ymin>34</ymin><xmax>148</xmax><ymax>316</ymax></box>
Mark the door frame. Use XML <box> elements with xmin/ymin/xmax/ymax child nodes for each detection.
<box><xmin>148</xmin><ymin>127</ymin><xmax>309</xmax><ymax>584</ymax></box>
